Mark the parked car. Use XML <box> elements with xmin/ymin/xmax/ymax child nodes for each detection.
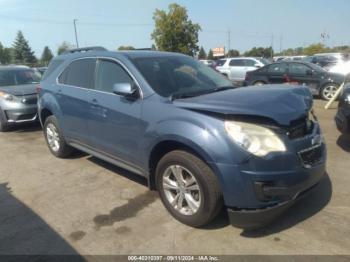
<box><xmin>244</xmin><ymin>61</ymin><xmax>345</xmax><ymax>100</ymax></box>
<box><xmin>34</xmin><ymin>67</ymin><xmax>48</xmax><ymax>76</ymax></box>
<box><xmin>283</xmin><ymin>56</ymin><xmax>306</xmax><ymax>61</ymax></box>
<box><xmin>335</xmin><ymin>81</ymin><xmax>350</xmax><ymax>136</ymax></box>
<box><xmin>215</xmin><ymin>57</ymin><xmax>269</xmax><ymax>82</ymax></box>
<box><xmin>0</xmin><ymin>66</ymin><xmax>40</xmax><ymax>131</ymax></box>
<box><xmin>199</xmin><ymin>60</ymin><xmax>214</xmax><ymax>67</ymax></box>
<box><xmin>38</xmin><ymin>47</ymin><xmax>326</xmax><ymax>229</ymax></box>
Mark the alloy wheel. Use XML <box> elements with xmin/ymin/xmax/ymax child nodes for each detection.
<box><xmin>46</xmin><ymin>123</ymin><xmax>60</xmax><ymax>152</ymax></box>
<box><xmin>162</xmin><ymin>165</ymin><xmax>201</xmax><ymax>216</ymax></box>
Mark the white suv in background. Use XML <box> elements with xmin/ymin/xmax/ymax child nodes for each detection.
<box><xmin>215</xmin><ymin>57</ymin><xmax>269</xmax><ymax>82</ymax></box>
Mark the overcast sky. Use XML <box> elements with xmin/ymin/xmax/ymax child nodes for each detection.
<box><xmin>0</xmin><ymin>0</ymin><xmax>349</xmax><ymax>57</ymax></box>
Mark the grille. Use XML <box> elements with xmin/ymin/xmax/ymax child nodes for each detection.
<box><xmin>299</xmin><ymin>145</ymin><xmax>323</xmax><ymax>168</ymax></box>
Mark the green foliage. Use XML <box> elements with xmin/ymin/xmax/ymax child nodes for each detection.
<box><xmin>0</xmin><ymin>42</ymin><xmax>13</xmax><ymax>64</ymax></box>
<box><xmin>152</xmin><ymin>3</ymin><xmax>201</xmax><ymax>56</ymax></box>
<box><xmin>244</xmin><ymin>47</ymin><xmax>273</xmax><ymax>58</ymax></box>
<box><xmin>12</xmin><ymin>31</ymin><xmax>37</xmax><ymax>65</ymax></box>
<box><xmin>40</xmin><ymin>46</ymin><xmax>54</xmax><ymax>66</ymax></box>
<box><xmin>198</xmin><ymin>46</ymin><xmax>207</xmax><ymax>59</ymax></box>
<box><xmin>207</xmin><ymin>49</ymin><xmax>214</xmax><ymax>60</ymax></box>
<box><xmin>226</xmin><ymin>49</ymin><xmax>240</xmax><ymax>57</ymax></box>
<box><xmin>57</xmin><ymin>42</ymin><xmax>74</xmax><ymax>55</ymax></box>
<box><xmin>117</xmin><ymin>46</ymin><xmax>135</xmax><ymax>50</ymax></box>
<box><xmin>303</xmin><ymin>43</ymin><xmax>330</xmax><ymax>56</ymax></box>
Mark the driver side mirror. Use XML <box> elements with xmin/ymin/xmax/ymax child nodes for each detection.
<box><xmin>112</xmin><ymin>82</ymin><xmax>138</xmax><ymax>98</ymax></box>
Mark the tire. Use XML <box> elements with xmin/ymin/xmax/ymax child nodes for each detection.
<box><xmin>43</xmin><ymin>115</ymin><xmax>74</xmax><ymax>158</ymax></box>
<box><xmin>0</xmin><ymin>111</ymin><xmax>9</xmax><ymax>132</ymax></box>
<box><xmin>156</xmin><ymin>150</ymin><xmax>223</xmax><ymax>227</ymax></box>
<box><xmin>253</xmin><ymin>81</ymin><xmax>265</xmax><ymax>86</ymax></box>
<box><xmin>320</xmin><ymin>83</ymin><xmax>339</xmax><ymax>101</ymax></box>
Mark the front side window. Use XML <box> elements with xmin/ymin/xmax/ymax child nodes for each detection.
<box><xmin>58</xmin><ymin>58</ymin><xmax>96</xmax><ymax>89</ymax></box>
<box><xmin>133</xmin><ymin>56</ymin><xmax>234</xmax><ymax>98</ymax></box>
<box><xmin>95</xmin><ymin>60</ymin><xmax>133</xmax><ymax>93</ymax></box>
<box><xmin>289</xmin><ymin>63</ymin><xmax>310</xmax><ymax>75</ymax></box>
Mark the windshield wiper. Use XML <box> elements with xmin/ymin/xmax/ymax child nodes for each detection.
<box><xmin>170</xmin><ymin>86</ymin><xmax>234</xmax><ymax>101</ymax></box>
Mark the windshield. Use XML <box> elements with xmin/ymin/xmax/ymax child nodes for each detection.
<box><xmin>133</xmin><ymin>56</ymin><xmax>234</xmax><ymax>98</ymax></box>
<box><xmin>0</xmin><ymin>69</ymin><xmax>41</xmax><ymax>87</ymax></box>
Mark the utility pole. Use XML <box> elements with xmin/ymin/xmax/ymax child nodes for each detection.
<box><xmin>271</xmin><ymin>34</ymin><xmax>274</xmax><ymax>58</ymax></box>
<box><xmin>279</xmin><ymin>35</ymin><xmax>283</xmax><ymax>54</ymax></box>
<box><xmin>73</xmin><ymin>19</ymin><xmax>79</xmax><ymax>48</ymax></box>
<box><xmin>227</xmin><ymin>29</ymin><xmax>231</xmax><ymax>52</ymax></box>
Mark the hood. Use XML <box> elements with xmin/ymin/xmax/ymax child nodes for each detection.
<box><xmin>173</xmin><ymin>85</ymin><xmax>313</xmax><ymax>126</ymax></box>
<box><xmin>0</xmin><ymin>84</ymin><xmax>37</xmax><ymax>96</ymax></box>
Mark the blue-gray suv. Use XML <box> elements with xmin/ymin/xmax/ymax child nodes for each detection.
<box><xmin>38</xmin><ymin>47</ymin><xmax>327</xmax><ymax>229</ymax></box>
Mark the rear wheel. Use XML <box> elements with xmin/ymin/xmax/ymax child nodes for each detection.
<box><xmin>156</xmin><ymin>150</ymin><xmax>223</xmax><ymax>227</ymax></box>
<box><xmin>320</xmin><ymin>84</ymin><xmax>339</xmax><ymax>101</ymax></box>
<box><xmin>44</xmin><ymin>116</ymin><xmax>74</xmax><ymax>158</ymax></box>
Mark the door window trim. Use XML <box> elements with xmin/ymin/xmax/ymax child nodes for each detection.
<box><xmin>56</xmin><ymin>56</ymin><xmax>143</xmax><ymax>99</ymax></box>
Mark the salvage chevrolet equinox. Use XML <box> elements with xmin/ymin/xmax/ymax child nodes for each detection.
<box><xmin>38</xmin><ymin>47</ymin><xmax>327</xmax><ymax>229</ymax></box>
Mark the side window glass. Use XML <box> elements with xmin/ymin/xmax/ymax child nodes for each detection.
<box><xmin>289</xmin><ymin>63</ymin><xmax>309</xmax><ymax>75</ymax></box>
<box><xmin>58</xmin><ymin>59</ymin><xmax>96</xmax><ymax>89</ymax></box>
<box><xmin>245</xmin><ymin>59</ymin><xmax>256</xmax><ymax>67</ymax></box>
<box><xmin>95</xmin><ymin>60</ymin><xmax>133</xmax><ymax>93</ymax></box>
<box><xmin>229</xmin><ymin>59</ymin><xmax>244</xmax><ymax>67</ymax></box>
<box><xmin>267</xmin><ymin>63</ymin><xmax>287</xmax><ymax>74</ymax></box>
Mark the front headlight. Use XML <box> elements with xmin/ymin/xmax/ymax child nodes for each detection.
<box><xmin>225</xmin><ymin>121</ymin><xmax>286</xmax><ymax>157</ymax></box>
<box><xmin>0</xmin><ymin>91</ymin><xmax>14</xmax><ymax>101</ymax></box>
<box><xmin>345</xmin><ymin>94</ymin><xmax>350</xmax><ymax>104</ymax></box>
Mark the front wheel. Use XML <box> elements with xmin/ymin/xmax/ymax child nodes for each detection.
<box><xmin>156</xmin><ymin>150</ymin><xmax>223</xmax><ymax>227</ymax></box>
<box><xmin>320</xmin><ymin>84</ymin><xmax>339</xmax><ymax>101</ymax></box>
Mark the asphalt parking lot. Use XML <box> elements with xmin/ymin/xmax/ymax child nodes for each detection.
<box><xmin>0</xmin><ymin>100</ymin><xmax>349</xmax><ymax>256</ymax></box>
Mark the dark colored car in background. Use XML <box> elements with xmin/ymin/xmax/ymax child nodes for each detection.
<box><xmin>0</xmin><ymin>66</ymin><xmax>40</xmax><ymax>131</ymax></box>
<box><xmin>335</xmin><ymin>82</ymin><xmax>350</xmax><ymax>136</ymax></box>
<box><xmin>38</xmin><ymin>48</ymin><xmax>326</xmax><ymax>229</ymax></box>
<box><xmin>244</xmin><ymin>61</ymin><xmax>345</xmax><ymax>100</ymax></box>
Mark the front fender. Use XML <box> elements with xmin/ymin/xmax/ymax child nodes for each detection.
<box><xmin>38</xmin><ymin>92</ymin><xmax>63</xmax><ymax>125</ymax></box>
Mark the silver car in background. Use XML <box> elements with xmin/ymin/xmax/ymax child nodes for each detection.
<box><xmin>215</xmin><ymin>57</ymin><xmax>270</xmax><ymax>82</ymax></box>
<box><xmin>0</xmin><ymin>66</ymin><xmax>40</xmax><ymax>131</ymax></box>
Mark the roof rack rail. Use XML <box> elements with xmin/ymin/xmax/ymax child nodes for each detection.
<box><xmin>63</xmin><ymin>46</ymin><xmax>107</xmax><ymax>55</ymax></box>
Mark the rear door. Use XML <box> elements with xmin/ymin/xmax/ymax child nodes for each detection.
<box><xmin>56</xmin><ymin>58</ymin><xmax>96</xmax><ymax>145</ymax></box>
<box><xmin>88</xmin><ymin>58</ymin><xmax>143</xmax><ymax>169</ymax></box>
<box><xmin>228</xmin><ymin>59</ymin><xmax>245</xmax><ymax>81</ymax></box>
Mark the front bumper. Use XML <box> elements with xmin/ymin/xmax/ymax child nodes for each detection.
<box><xmin>227</xmin><ymin>168</ymin><xmax>323</xmax><ymax>229</ymax></box>
<box><xmin>1</xmin><ymin>106</ymin><xmax>38</xmax><ymax>124</ymax></box>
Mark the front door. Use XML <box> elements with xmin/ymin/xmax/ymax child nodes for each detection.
<box><xmin>88</xmin><ymin>58</ymin><xmax>143</xmax><ymax>169</ymax></box>
<box><xmin>288</xmin><ymin>63</ymin><xmax>320</xmax><ymax>93</ymax></box>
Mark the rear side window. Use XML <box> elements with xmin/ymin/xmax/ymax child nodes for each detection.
<box><xmin>229</xmin><ymin>59</ymin><xmax>244</xmax><ymax>66</ymax></box>
<box><xmin>42</xmin><ymin>59</ymin><xmax>64</xmax><ymax>80</ymax></box>
<box><xmin>267</xmin><ymin>63</ymin><xmax>287</xmax><ymax>74</ymax></box>
<box><xmin>95</xmin><ymin>59</ymin><xmax>133</xmax><ymax>93</ymax></box>
<box><xmin>58</xmin><ymin>58</ymin><xmax>96</xmax><ymax>89</ymax></box>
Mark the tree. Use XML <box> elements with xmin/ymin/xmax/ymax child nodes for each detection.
<box><xmin>40</xmin><ymin>46</ymin><xmax>53</xmax><ymax>66</ymax></box>
<box><xmin>244</xmin><ymin>47</ymin><xmax>273</xmax><ymax>58</ymax></box>
<box><xmin>0</xmin><ymin>42</ymin><xmax>13</xmax><ymax>64</ymax></box>
<box><xmin>152</xmin><ymin>3</ymin><xmax>201</xmax><ymax>56</ymax></box>
<box><xmin>57</xmin><ymin>42</ymin><xmax>74</xmax><ymax>55</ymax></box>
<box><xmin>198</xmin><ymin>46</ymin><xmax>207</xmax><ymax>59</ymax></box>
<box><xmin>117</xmin><ymin>46</ymin><xmax>135</xmax><ymax>50</ymax></box>
<box><xmin>303</xmin><ymin>43</ymin><xmax>329</xmax><ymax>56</ymax></box>
<box><xmin>226</xmin><ymin>49</ymin><xmax>240</xmax><ymax>57</ymax></box>
<box><xmin>12</xmin><ymin>31</ymin><xmax>37</xmax><ymax>65</ymax></box>
<box><xmin>207</xmin><ymin>49</ymin><xmax>214</xmax><ymax>60</ymax></box>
